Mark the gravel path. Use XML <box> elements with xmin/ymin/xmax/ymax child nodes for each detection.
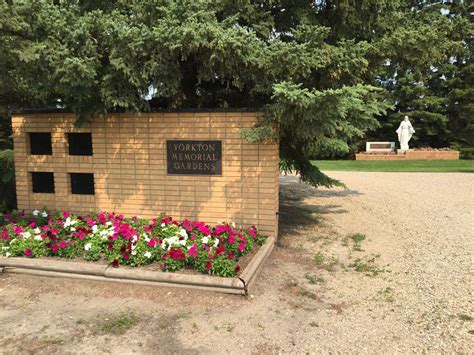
<box><xmin>0</xmin><ymin>172</ymin><xmax>472</xmax><ymax>353</ymax></box>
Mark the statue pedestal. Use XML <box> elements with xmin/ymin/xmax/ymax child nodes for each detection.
<box><xmin>397</xmin><ymin>149</ymin><xmax>412</xmax><ymax>155</ymax></box>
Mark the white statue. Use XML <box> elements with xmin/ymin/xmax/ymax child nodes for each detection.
<box><xmin>396</xmin><ymin>115</ymin><xmax>415</xmax><ymax>150</ymax></box>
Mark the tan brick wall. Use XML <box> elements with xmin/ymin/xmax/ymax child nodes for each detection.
<box><xmin>356</xmin><ymin>151</ymin><xmax>460</xmax><ymax>160</ymax></box>
<box><xmin>12</xmin><ymin>112</ymin><xmax>279</xmax><ymax>237</ymax></box>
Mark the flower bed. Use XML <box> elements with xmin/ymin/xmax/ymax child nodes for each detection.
<box><xmin>0</xmin><ymin>210</ymin><xmax>266</xmax><ymax>277</ymax></box>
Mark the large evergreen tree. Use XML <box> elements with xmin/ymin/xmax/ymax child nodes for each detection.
<box><xmin>0</xmin><ymin>0</ymin><xmax>471</xmax><ymax>187</ymax></box>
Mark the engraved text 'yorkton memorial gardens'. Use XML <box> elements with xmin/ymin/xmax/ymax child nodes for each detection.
<box><xmin>167</xmin><ymin>140</ymin><xmax>222</xmax><ymax>175</ymax></box>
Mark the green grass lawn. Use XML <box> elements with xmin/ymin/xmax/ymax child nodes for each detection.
<box><xmin>311</xmin><ymin>160</ymin><xmax>474</xmax><ymax>173</ymax></box>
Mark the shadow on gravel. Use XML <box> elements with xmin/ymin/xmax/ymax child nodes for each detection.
<box><xmin>278</xmin><ymin>175</ymin><xmax>362</xmax><ymax>237</ymax></box>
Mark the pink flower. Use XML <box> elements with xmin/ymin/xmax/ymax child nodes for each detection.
<box><xmin>161</xmin><ymin>217</ymin><xmax>172</xmax><ymax>225</ymax></box>
<box><xmin>29</xmin><ymin>221</ymin><xmax>36</xmax><ymax>228</ymax></box>
<box><xmin>50</xmin><ymin>228</ymin><xmax>58</xmax><ymax>234</ymax></box>
<box><xmin>228</xmin><ymin>235</ymin><xmax>235</xmax><ymax>244</ymax></box>
<box><xmin>98</xmin><ymin>212</ymin><xmax>106</xmax><ymax>224</ymax></box>
<box><xmin>238</xmin><ymin>243</ymin><xmax>245</xmax><ymax>251</ymax></box>
<box><xmin>208</xmin><ymin>253</ymin><xmax>215</xmax><ymax>259</ymax></box>
<box><xmin>188</xmin><ymin>243</ymin><xmax>198</xmax><ymax>259</ymax></box>
<box><xmin>247</xmin><ymin>227</ymin><xmax>257</xmax><ymax>238</ymax></box>
<box><xmin>24</xmin><ymin>249</ymin><xmax>32</xmax><ymax>257</ymax></box>
<box><xmin>13</xmin><ymin>226</ymin><xmax>23</xmax><ymax>235</ymax></box>
<box><xmin>123</xmin><ymin>253</ymin><xmax>130</xmax><ymax>260</ymax></box>
<box><xmin>148</xmin><ymin>239</ymin><xmax>156</xmax><ymax>248</ymax></box>
<box><xmin>63</xmin><ymin>212</ymin><xmax>70</xmax><ymax>218</ymax></box>
<box><xmin>228</xmin><ymin>252</ymin><xmax>234</xmax><ymax>260</ymax></box>
<box><xmin>182</xmin><ymin>219</ymin><xmax>193</xmax><ymax>232</ymax></box>
<box><xmin>59</xmin><ymin>241</ymin><xmax>67</xmax><ymax>249</ymax></box>
<box><xmin>190</xmin><ymin>234</ymin><xmax>197</xmax><ymax>240</ymax></box>
<box><xmin>51</xmin><ymin>244</ymin><xmax>58</xmax><ymax>252</ymax></box>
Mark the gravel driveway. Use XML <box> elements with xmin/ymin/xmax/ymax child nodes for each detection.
<box><xmin>0</xmin><ymin>172</ymin><xmax>472</xmax><ymax>353</ymax></box>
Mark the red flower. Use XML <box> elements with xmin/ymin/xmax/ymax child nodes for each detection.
<box><xmin>2</xmin><ymin>228</ymin><xmax>8</xmax><ymax>241</ymax></box>
<box><xmin>216</xmin><ymin>246</ymin><xmax>225</xmax><ymax>255</ymax></box>
<box><xmin>107</xmin><ymin>243</ymin><xmax>114</xmax><ymax>249</ymax></box>
<box><xmin>228</xmin><ymin>235</ymin><xmax>235</xmax><ymax>244</ymax></box>
<box><xmin>228</xmin><ymin>252</ymin><xmax>234</xmax><ymax>260</ymax></box>
<box><xmin>24</xmin><ymin>249</ymin><xmax>32</xmax><ymax>257</ymax></box>
<box><xmin>208</xmin><ymin>253</ymin><xmax>215</xmax><ymax>259</ymax></box>
<box><xmin>238</xmin><ymin>243</ymin><xmax>245</xmax><ymax>251</ymax></box>
<box><xmin>123</xmin><ymin>253</ymin><xmax>130</xmax><ymax>260</ymax></box>
<box><xmin>234</xmin><ymin>265</ymin><xmax>241</xmax><ymax>273</ymax></box>
<box><xmin>111</xmin><ymin>260</ymin><xmax>119</xmax><ymax>268</ymax></box>
<box><xmin>51</xmin><ymin>244</ymin><xmax>58</xmax><ymax>252</ymax></box>
<box><xmin>59</xmin><ymin>241</ymin><xmax>67</xmax><ymax>249</ymax></box>
<box><xmin>206</xmin><ymin>261</ymin><xmax>212</xmax><ymax>270</ymax></box>
<box><xmin>148</xmin><ymin>239</ymin><xmax>156</xmax><ymax>247</ymax></box>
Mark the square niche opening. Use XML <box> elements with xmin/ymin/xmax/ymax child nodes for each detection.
<box><xmin>70</xmin><ymin>173</ymin><xmax>95</xmax><ymax>195</ymax></box>
<box><xmin>29</xmin><ymin>133</ymin><xmax>52</xmax><ymax>155</ymax></box>
<box><xmin>31</xmin><ymin>172</ymin><xmax>55</xmax><ymax>193</ymax></box>
<box><xmin>68</xmin><ymin>133</ymin><xmax>93</xmax><ymax>156</ymax></box>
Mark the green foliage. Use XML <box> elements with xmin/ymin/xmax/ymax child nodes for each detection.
<box><xmin>0</xmin><ymin>149</ymin><xmax>16</xmax><ymax>212</ymax></box>
<box><xmin>100</xmin><ymin>313</ymin><xmax>140</xmax><ymax>335</ymax></box>
<box><xmin>0</xmin><ymin>0</ymin><xmax>472</xmax><ymax>189</ymax></box>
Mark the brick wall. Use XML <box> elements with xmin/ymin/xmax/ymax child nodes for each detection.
<box><xmin>12</xmin><ymin>112</ymin><xmax>279</xmax><ymax>237</ymax></box>
<box><xmin>356</xmin><ymin>151</ymin><xmax>460</xmax><ymax>160</ymax></box>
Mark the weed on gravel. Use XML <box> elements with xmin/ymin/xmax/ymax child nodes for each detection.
<box><xmin>99</xmin><ymin>312</ymin><xmax>141</xmax><ymax>335</ymax></box>
<box><xmin>304</xmin><ymin>272</ymin><xmax>325</xmax><ymax>284</ymax></box>
<box><xmin>342</xmin><ymin>232</ymin><xmax>366</xmax><ymax>251</ymax></box>
<box><xmin>349</xmin><ymin>255</ymin><xmax>385</xmax><ymax>277</ymax></box>
<box><xmin>313</xmin><ymin>252</ymin><xmax>340</xmax><ymax>272</ymax></box>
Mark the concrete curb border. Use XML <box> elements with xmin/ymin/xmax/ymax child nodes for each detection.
<box><xmin>0</xmin><ymin>237</ymin><xmax>275</xmax><ymax>296</ymax></box>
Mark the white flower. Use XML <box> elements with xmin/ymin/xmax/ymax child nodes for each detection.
<box><xmin>213</xmin><ymin>239</ymin><xmax>219</xmax><ymax>247</ymax></box>
<box><xmin>179</xmin><ymin>239</ymin><xmax>187</xmax><ymax>246</ymax></box>
<box><xmin>142</xmin><ymin>233</ymin><xmax>150</xmax><ymax>242</ymax></box>
<box><xmin>132</xmin><ymin>235</ymin><xmax>138</xmax><ymax>242</ymax></box>
<box><xmin>99</xmin><ymin>230</ymin><xmax>108</xmax><ymax>237</ymax></box>
<box><xmin>34</xmin><ymin>227</ymin><xmax>41</xmax><ymax>235</ymax></box>
<box><xmin>5</xmin><ymin>252</ymin><xmax>11</xmax><ymax>257</ymax></box>
<box><xmin>202</xmin><ymin>236</ymin><xmax>209</xmax><ymax>244</ymax></box>
<box><xmin>131</xmin><ymin>250</ymin><xmax>137</xmax><ymax>256</ymax></box>
<box><xmin>70</xmin><ymin>227</ymin><xmax>76</xmax><ymax>232</ymax></box>
<box><xmin>32</xmin><ymin>210</ymin><xmax>40</xmax><ymax>216</ymax></box>
<box><xmin>179</xmin><ymin>228</ymin><xmax>188</xmax><ymax>239</ymax></box>
<box><xmin>144</xmin><ymin>251</ymin><xmax>152</xmax><ymax>258</ymax></box>
<box><xmin>161</xmin><ymin>223</ymin><xmax>166</xmax><ymax>227</ymax></box>
<box><xmin>1</xmin><ymin>246</ymin><xmax>9</xmax><ymax>250</ymax></box>
<box><xmin>34</xmin><ymin>235</ymin><xmax>42</xmax><ymax>241</ymax></box>
<box><xmin>84</xmin><ymin>243</ymin><xmax>92</xmax><ymax>251</ymax></box>
<box><xmin>91</xmin><ymin>225</ymin><xmax>98</xmax><ymax>233</ymax></box>
<box><xmin>64</xmin><ymin>217</ymin><xmax>77</xmax><ymax>228</ymax></box>
<box><xmin>231</xmin><ymin>221</ymin><xmax>236</xmax><ymax>228</ymax></box>
<box><xmin>41</xmin><ymin>211</ymin><xmax>48</xmax><ymax>218</ymax></box>
<box><xmin>105</xmin><ymin>221</ymin><xmax>112</xmax><ymax>226</ymax></box>
<box><xmin>21</xmin><ymin>232</ymin><xmax>31</xmax><ymax>239</ymax></box>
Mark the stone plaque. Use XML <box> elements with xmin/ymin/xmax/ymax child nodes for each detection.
<box><xmin>167</xmin><ymin>140</ymin><xmax>222</xmax><ymax>175</ymax></box>
<box><xmin>371</xmin><ymin>143</ymin><xmax>392</xmax><ymax>149</ymax></box>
